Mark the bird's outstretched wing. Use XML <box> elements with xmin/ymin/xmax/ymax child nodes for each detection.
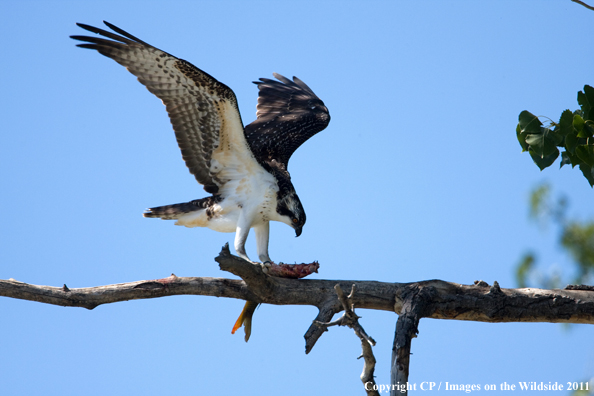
<box><xmin>71</xmin><ymin>21</ymin><xmax>254</xmax><ymax>194</ymax></box>
<box><xmin>244</xmin><ymin>73</ymin><xmax>331</xmax><ymax>169</ymax></box>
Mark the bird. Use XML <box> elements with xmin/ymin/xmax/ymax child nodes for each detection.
<box><xmin>71</xmin><ymin>21</ymin><xmax>330</xmax><ymax>340</ymax></box>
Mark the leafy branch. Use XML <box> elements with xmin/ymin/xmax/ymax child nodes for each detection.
<box><xmin>516</xmin><ymin>85</ymin><xmax>594</xmax><ymax>187</ymax></box>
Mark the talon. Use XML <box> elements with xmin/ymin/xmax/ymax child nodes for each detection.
<box><xmin>261</xmin><ymin>261</ymin><xmax>272</xmax><ymax>274</ymax></box>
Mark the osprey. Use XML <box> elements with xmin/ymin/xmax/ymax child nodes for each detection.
<box><xmin>71</xmin><ymin>22</ymin><xmax>330</xmax><ymax>339</ymax></box>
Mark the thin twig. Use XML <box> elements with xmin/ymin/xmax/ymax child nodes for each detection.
<box><xmin>571</xmin><ymin>0</ymin><xmax>594</xmax><ymax>11</ymax></box>
<box><xmin>314</xmin><ymin>284</ymin><xmax>379</xmax><ymax>396</ymax></box>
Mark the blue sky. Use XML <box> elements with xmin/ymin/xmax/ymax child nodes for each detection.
<box><xmin>1</xmin><ymin>1</ymin><xmax>593</xmax><ymax>395</ymax></box>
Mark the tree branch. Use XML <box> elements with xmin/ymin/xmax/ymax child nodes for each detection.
<box><xmin>2</xmin><ymin>246</ymin><xmax>593</xmax><ymax>356</ymax></box>
<box><xmin>391</xmin><ymin>283</ymin><xmax>434</xmax><ymax>395</ymax></box>
<box><xmin>313</xmin><ymin>284</ymin><xmax>379</xmax><ymax>396</ymax></box>
<box><xmin>571</xmin><ymin>0</ymin><xmax>594</xmax><ymax>11</ymax></box>
<box><xmin>0</xmin><ymin>273</ymin><xmax>255</xmax><ymax>310</ymax></box>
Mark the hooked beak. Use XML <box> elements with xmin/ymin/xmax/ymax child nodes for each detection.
<box><xmin>295</xmin><ymin>226</ymin><xmax>302</xmax><ymax>237</ymax></box>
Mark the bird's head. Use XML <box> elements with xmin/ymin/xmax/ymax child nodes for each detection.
<box><xmin>276</xmin><ymin>191</ymin><xmax>306</xmax><ymax>237</ymax></box>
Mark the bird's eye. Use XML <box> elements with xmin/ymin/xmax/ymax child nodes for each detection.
<box><xmin>292</xmin><ymin>218</ymin><xmax>299</xmax><ymax>223</ymax></box>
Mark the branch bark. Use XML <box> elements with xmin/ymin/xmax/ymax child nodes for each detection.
<box><xmin>2</xmin><ymin>245</ymin><xmax>594</xmax><ymax>356</ymax></box>
<box><xmin>391</xmin><ymin>283</ymin><xmax>435</xmax><ymax>396</ymax></box>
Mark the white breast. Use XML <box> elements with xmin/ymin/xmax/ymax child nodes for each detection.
<box><xmin>174</xmin><ymin>99</ymin><xmax>283</xmax><ymax>233</ymax></box>
<box><xmin>174</xmin><ymin>169</ymin><xmax>279</xmax><ymax>233</ymax></box>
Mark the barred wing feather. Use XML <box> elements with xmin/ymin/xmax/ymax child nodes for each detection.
<box><xmin>71</xmin><ymin>21</ymin><xmax>258</xmax><ymax>194</ymax></box>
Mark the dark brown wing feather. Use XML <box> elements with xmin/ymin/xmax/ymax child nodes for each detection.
<box><xmin>71</xmin><ymin>22</ymin><xmax>246</xmax><ymax>194</ymax></box>
<box><xmin>244</xmin><ymin>73</ymin><xmax>330</xmax><ymax>169</ymax></box>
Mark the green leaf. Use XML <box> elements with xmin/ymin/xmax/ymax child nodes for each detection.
<box><xmin>561</xmin><ymin>221</ymin><xmax>594</xmax><ymax>279</ymax></box>
<box><xmin>578</xmin><ymin>85</ymin><xmax>594</xmax><ymax>121</ymax></box>
<box><xmin>565</xmin><ymin>131</ymin><xmax>578</xmax><ymax>153</ymax></box>
<box><xmin>574</xmin><ymin>114</ymin><xmax>587</xmax><ymax>137</ymax></box>
<box><xmin>517</xmin><ymin>111</ymin><xmax>542</xmax><ymax>151</ymax></box>
<box><xmin>558</xmin><ymin>109</ymin><xmax>574</xmax><ymax>139</ymax></box>
<box><xmin>548</xmin><ymin>127</ymin><xmax>564</xmax><ymax>146</ymax></box>
<box><xmin>516</xmin><ymin>124</ymin><xmax>529</xmax><ymax>151</ymax></box>
<box><xmin>516</xmin><ymin>252</ymin><xmax>535</xmax><ymax>288</ymax></box>
<box><xmin>518</xmin><ymin>110</ymin><xmax>542</xmax><ymax>133</ymax></box>
<box><xmin>575</xmin><ymin>144</ymin><xmax>594</xmax><ymax>167</ymax></box>
<box><xmin>583</xmin><ymin>121</ymin><xmax>594</xmax><ymax>138</ymax></box>
<box><xmin>560</xmin><ymin>150</ymin><xmax>581</xmax><ymax>168</ymax></box>
<box><xmin>529</xmin><ymin>146</ymin><xmax>559</xmax><ymax>170</ymax></box>
<box><xmin>525</xmin><ymin>134</ymin><xmax>544</xmax><ymax>156</ymax></box>
<box><xmin>525</xmin><ymin>128</ymin><xmax>559</xmax><ymax>158</ymax></box>
<box><xmin>515</xmin><ymin>89</ymin><xmax>594</xmax><ymax>186</ymax></box>
<box><xmin>578</xmin><ymin>163</ymin><xmax>594</xmax><ymax>187</ymax></box>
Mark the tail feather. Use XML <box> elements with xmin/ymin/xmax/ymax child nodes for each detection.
<box><xmin>143</xmin><ymin>195</ymin><xmax>222</xmax><ymax>220</ymax></box>
<box><xmin>143</xmin><ymin>202</ymin><xmax>200</xmax><ymax>220</ymax></box>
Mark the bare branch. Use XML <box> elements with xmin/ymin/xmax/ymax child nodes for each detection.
<box><xmin>314</xmin><ymin>284</ymin><xmax>379</xmax><ymax>396</ymax></box>
<box><xmin>387</xmin><ymin>279</ymin><xmax>594</xmax><ymax>396</ymax></box>
<box><xmin>571</xmin><ymin>0</ymin><xmax>594</xmax><ymax>11</ymax></box>
<box><xmin>1</xmin><ymin>246</ymin><xmax>594</xmax><ymax>356</ymax></box>
<box><xmin>359</xmin><ymin>338</ymin><xmax>379</xmax><ymax>396</ymax></box>
<box><xmin>391</xmin><ymin>284</ymin><xmax>434</xmax><ymax>395</ymax></box>
<box><xmin>566</xmin><ymin>284</ymin><xmax>594</xmax><ymax>291</ymax></box>
<box><xmin>0</xmin><ymin>274</ymin><xmax>253</xmax><ymax>310</ymax></box>
<box><xmin>304</xmin><ymin>302</ymin><xmax>340</xmax><ymax>353</ymax></box>
<box><xmin>333</xmin><ymin>284</ymin><xmax>376</xmax><ymax>347</ymax></box>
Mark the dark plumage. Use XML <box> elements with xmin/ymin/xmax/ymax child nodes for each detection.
<box><xmin>245</xmin><ymin>74</ymin><xmax>330</xmax><ymax>169</ymax></box>
<box><xmin>144</xmin><ymin>196</ymin><xmax>223</xmax><ymax>220</ymax></box>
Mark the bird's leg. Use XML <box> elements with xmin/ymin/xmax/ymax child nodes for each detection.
<box><xmin>232</xmin><ymin>219</ymin><xmax>268</xmax><ymax>342</ymax></box>
<box><xmin>234</xmin><ymin>212</ymin><xmax>252</xmax><ymax>263</ymax></box>
<box><xmin>254</xmin><ymin>222</ymin><xmax>272</xmax><ymax>273</ymax></box>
